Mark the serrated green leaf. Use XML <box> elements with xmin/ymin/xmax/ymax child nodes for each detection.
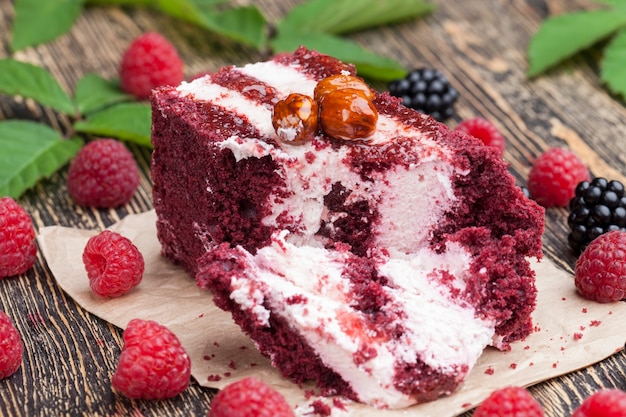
<box><xmin>74</xmin><ymin>74</ymin><xmax>133</xmax><ymax>115</ymax></box>
<box><xmin>527</xmin><ymin>9</ymin><xmax>626</xmax><ymax>77</ymax></box>
<box><xmin>0</xmin><ymin>120</ymin><xmax>83</xmax><ymax>199</ymax></box>
<box><xmin>279</xmin><ymin>0</ymin><xmax>434</xmax><ymax>36</ymax></box>
<box><xmin>85</xmin><ymin>0</ymin><xmax>226</xmax><ymax>8</ymax></box>
<box><xmin>271</xmin><ymin>32</ymin><xmax>406</xmax><ymax>82</ymax></box>
<box><xmin>0</xmin><ymin>59</ymin><xmax>76</xmax><ymax>115</ymax></box>
<box><xmin>85</xmin><ymin>0</ymin><xmax>264</xmax><ymax>48</ymax></box>
<box><xmin>74</xmin><ymin>102</ymin><xmax>152</xmax><ymax>147</ymax></box>
<box><xmin>593</xmin><ymin>0</ymin><xmax>626</xmax><ymax>7</ymax></box>
<box><xmin>600</xmin><ymin>27</ymin><xmax>626</xmax><ymax>97</ymax></box>
<box><xmin>200</xmin><ymin>6</ymin><xmax>267</xmax><ymax>49</ymax></box>
<box><xmin>11</xmin><ymin>0</ymin><xmax>85</xmax><ymax>52</ymax></box>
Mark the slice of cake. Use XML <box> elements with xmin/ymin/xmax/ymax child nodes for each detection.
<box><xmin>150</xmin><ymin>47</ymin><xmax>544</xmax><ymax>409</ymax></box>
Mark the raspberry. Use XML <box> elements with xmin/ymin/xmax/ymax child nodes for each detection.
<box><xmin>473</xmin><ymin>386</ymin><xmax>544</xmax><ymax>417</ymax></box>
<box><xmin>572</xmin><ymin>389</ymin><xmax>626</xmax><ymax>417</ymax></box>
<box><xmin>0</xmin><ymin>310</ymin><xmax>23</xmax><ymax>379</ymax></box>
<box><xmin>82</xmin><ymin>230</ymin><xmax>144</xmax><ymax>298</ymax></box>
<box><xmin>119</xmin><ymin>32</ymin><xmax>184</xmax><ymax>100</ymax></box>
<box><xmin>388</xmin><ymin>68</ymin><xmax>458</xmax><ymax>121</ymax></box>
<box><xmin>0</xmin><ymin>197</ymin><xmax>37</xmax><ymax>278</ymax></box>
<box><xmin>527</xmin><ymin>147</ymin><xmax>590</xmax><ymax>207</ymax></box>
<box><xmin>208</xmin><ymin>377</ymin><xmax>295</xmax><ymax>417</ymax></box>
<box><xmin>112</xmin><ymin>318</ymin><xmax>190</xmax><ymax>399</ymax></box>
<box><xmin>454</xmin><ymin>117</ymin><xmax>505</xmax><ymax>156</ymax></box>
<box><xmin>574</xmin><ymin>230</ymin><xmax>626</xmax><ymax>303</ymax></box>
<box><xmin>568</xmin><ymin>177</ymin><xmax>626</xmax><ymax>253</ymax></box>
<box><xmin>67</xmin><ymin>139</ymin><xmax>140</xmax><ymax>208</ymax></box>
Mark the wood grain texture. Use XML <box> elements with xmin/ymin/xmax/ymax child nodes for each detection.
<box><xmin>0</xmin><ymin>0</ymin><xmax>625</xmax><ymax>416</ymax></box>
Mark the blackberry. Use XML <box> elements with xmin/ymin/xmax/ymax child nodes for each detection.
<box><xmin>388</xmin><ymin>68</ymin><xmax>458</xmax><ymax>121</ymax></box>
<box><xmin>567</xmin><ymin>177</ymin><xmax>626</xmax><ymax>253</ymax></box>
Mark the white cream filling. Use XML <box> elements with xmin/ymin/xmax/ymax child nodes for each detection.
<box><xmin>228</xmin><ymin>232</ymin><xmax>495</xmax><ymax>409</ymax></box>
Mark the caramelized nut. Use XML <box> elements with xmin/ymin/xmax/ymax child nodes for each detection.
<box><xmin>272</xmin><ymin>93</ymin><xmax>319</xmax><ymax>145</ymax></box>
<box><xmin>319</xmin><ymin>88</ymin><xmax>378</xmax><ymax>141</ymax></box>
<box><xmin>314</xmin><ymin>74</ymin><xmax>375</xmax><ymax>102</ymax></box>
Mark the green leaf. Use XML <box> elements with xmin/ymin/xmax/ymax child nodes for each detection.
<box><xmin>527</xmin><ymin>9</ymin><xmax>626</xmax><ymax>77</ymax></box>
<box><xmin>85</xmin><ymin>0</ymin><xmax>265</xmax><ymax>48</ymax></box>
<box><xmin>271</xmin><ymin>32</ymin><xmax>407</xmax><ymax>81</ymax></box>
<box><xmin>0</xmin><ymin>120</ymin><xmax>83</xmax><ymax>199</ymax></box>
<box><xmin>200</xmin><ymin>6</ymin><xmax>267</xmax><ymax>49</ymax></box>
<box><xmin>74</xmin><ymin>102</ymin><xmax>152</xmax><ymax>147</ymax></box>
<box><xmin>85</xmin><ymin>0</ymin><xmax>226</xmax><ymax>9</ymax></box>
<box><xmin>279</xmin><ymin>0</ymin><xmax>434</xmax><ymax>36</ymax></box>
<box><xmin>11</xmin><ymin>0</ymin><xmax>85</xmax><ymax>51</ymax></box>
<box><xmin>0</xmin><ymin>59</ymin><xmax>76</xmax><ymax>115</ymax></box>
<box><xmin>600</xmin><ymin>27</ymin><xmax>626</xmax><ymax>97</ymax></box>
<box><xmin>593</xmin><ymin>0</ymin><xmax>626</xmax><ymax>8</ymax></box>
<box><xmin>74</xmin><ymin>74</ymin><xmax>133</xmax><ymax>115</ymax></box>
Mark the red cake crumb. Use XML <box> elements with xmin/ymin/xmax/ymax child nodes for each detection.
<box><xmin>310</xmin><ymin>400</ymin><xmax>332</xmax><ymax>416</ymax></box>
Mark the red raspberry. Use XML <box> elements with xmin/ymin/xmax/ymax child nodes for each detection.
<box><xmin>572</xmin><ymin>389</ymin><xmax>626</xmax><ymax>417</ymax></box>
<box><xmin>112</xmin><ymin>318</ymin><xmax>190</xmax><ymax>399</ymax></box>
<box><xmin>208</xmin><ymin>377</ymin><xmax>295</xmax><ymax>417</ymax></box>
<box><xmin>0</xmin><ymin>310</ymin><xmax>23</xmax><ymax>379</ymax></box>
<box><xmin>83</xmin><ymin>230</ymin><xmax>144</xmax><ymax>298</ymax></box>
<box><xmin>120</xmin><ymin>32</ymin><xmax>184</xmax><ymax>100</ymax></box>
<box><xmin>67</xmin><ymin>139</ymin><xmax>140</xmax><ymax>208</ymax></box>
<box><xmin>473</xmin><ymin>386</ymin><xmax>544</xmax><ymax>417</ymax></box>
<box><xmin>575</xmin><ymin>230</ymin><xmax>626</xmax><ymax>303</ymax></box>
<box><xmin>0</xmin><ymin>197</ymin><xmax>37</xmax><ymax>278</ymax></box>
<box><xmin>527</xmin><ymin>147</ymin><xmax>590</xmax><ymax>207</ymax></box>
<box><xmin>454</xmin><ymin>117</ymin><xmax>505</xmax><ymax>156</ymax></box>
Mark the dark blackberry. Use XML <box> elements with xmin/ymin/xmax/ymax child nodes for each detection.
<box><xmin>388</xmin><ymin>68</ymin><xmax>458</xmax><ymax>121</ymax></box>
<box><xmin>567</xmin><ymin>177</ymin><xmax>626</xmax><ymax>253</ymax></box>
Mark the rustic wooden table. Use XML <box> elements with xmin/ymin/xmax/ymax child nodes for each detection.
<box><xmin>1</xmin><ymin>0</ymin><xmax>625</xmax><ymax>416</ymax></box>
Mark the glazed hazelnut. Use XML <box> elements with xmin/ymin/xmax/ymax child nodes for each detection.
<box><xmin>314</xmin><ymin>73</ymin><xmax>375</xmax><ymax>102</ymax></box>
<box><xmin>319</xmin><ymin>88</ymin><xmax>378</xmax><ymax>141</ymax></box>
<box><xmin>272</xmin><ymin>93</ymin><xmax>319</xmax><ymax>145</ymax></box>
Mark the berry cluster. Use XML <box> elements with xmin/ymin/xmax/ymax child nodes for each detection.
<box><xmin>572</xmin><ymin>389</ymin><xmax>626</xmax><ymax>417</ymax></box>
<box><xmin>388</xmin><ymin>68</ymin><xmax>458</xmax><ymax>121</ymax></box>
<box><xmin>454</xmin><ymin>117</ymin><xmax>506</xmax><ymax>156</ymax></box>
<box><xmin>473</xmin><ymin>386</ymin><xmax>544</xmax><ymax>417</ymax></box>
<box><xmin>527</xmin><ymin>147</ymin><xmax>590</xmax><ymax>207</ymax></box>
<box><xmin>568</xmin><ymin>178</ymin><xmax>626</xmax><ymax>253</ymax></box>
<box><xmin>0</xmin><ymin>197</ymin><xmax>37</xmax><ymax>278</ymax></box>
<box><xmin>208</xmin><ymin>377</ymin><xmax>294</xmax><ymax>417</ymax></box>
<box><xmin>0</xmin><ymin>310</ymin><xmax>23</xmax><ymax>380</ymax></box>
<box><xmin>575</xmin><ymin>230</ymin><xmax>626</xmax><ymax>303</ymax></box>
<box><xmin>82</xmin><ymin>230</ymin><xmax>145</xmax><ymax>298</ymax></box>
<box><xmin>67</xmin><ymin>139</ymin><xmax>140</xmax><ymax>208</ymax></box>
<box><xmin>112</xmin><ymin>318</ymin><xmax>191</xmax><ymax>399</ymax></box>
<box><xmin>119</xmin><ymin>32</ymin><xmax>184</xmax><ymax>100</ymax></box>
<box><xmin>474</xmin><ymin>386</ymin><xmax>626</xmax><ymax>417</ymax></box>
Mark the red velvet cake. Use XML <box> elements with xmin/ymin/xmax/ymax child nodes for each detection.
<box><xmin>150</xmin><ymin>47</ymin><xmax>544</xmax><ymax>409</ymax></box>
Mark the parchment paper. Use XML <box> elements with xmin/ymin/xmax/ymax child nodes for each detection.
<box><xmin>37</xmin><ymin>210</ymin><xmax>626</xmax><ymax>416</ymax></box>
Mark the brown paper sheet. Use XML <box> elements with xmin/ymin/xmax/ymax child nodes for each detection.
<box><xmin>37</xmin><ymin>210</ymin><xmax>626</xmax><ymax>416</ymax></box>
